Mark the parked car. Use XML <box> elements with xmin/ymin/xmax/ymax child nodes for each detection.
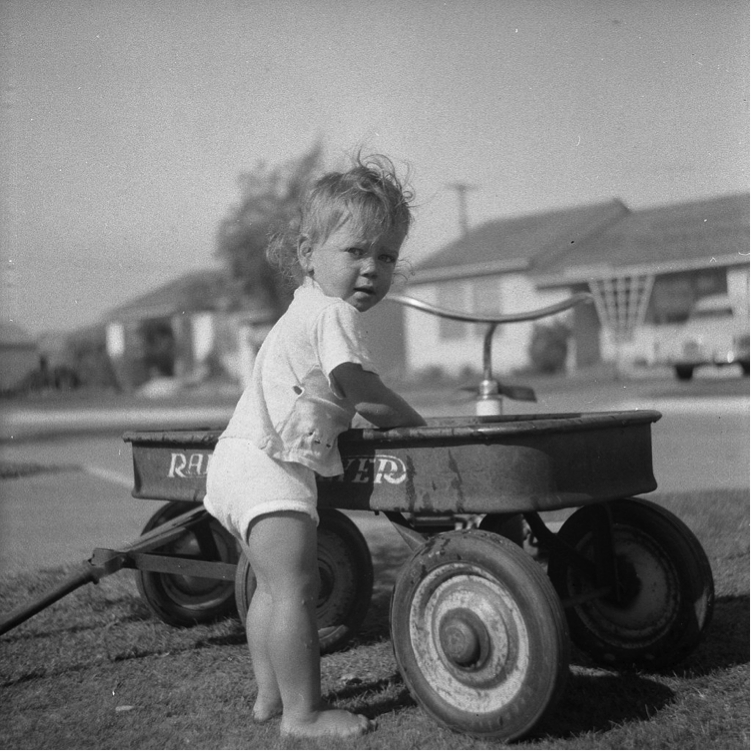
<box><xmin>668</xmin><ymin>294</ymin><xmax>750</xmax><ymax>380</ymax></box>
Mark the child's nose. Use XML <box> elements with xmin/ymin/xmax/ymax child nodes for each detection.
<box><xmin>361</xmin><ymin>255</ymin><xmax>377</xmax><ymax>276</ymax></box>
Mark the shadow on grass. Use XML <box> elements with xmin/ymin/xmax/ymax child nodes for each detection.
<box><xmin>1</xmin><ymin>614</ymin><xmax>141</xmax><ymax>645</ymax></box>
<box><xmin>318</xmin><ymin>664</ymin><xmax>676</xmax><ymax>740</ymax></box>
<box><xmin>662</xmin><ymin>594</ymin><xmax>750</xmax><ymax>677</ymax></box>
<box><xmin>335</xmin><ymin>604</ymin><xmax>742</xmax><ymax>742</ymax></box>
<box><xmin>203</xmin><ymin>621</ymin><xmax>247</xmax><ymax>647</ymax></box>
<box><xmin>557</xmin><ymin>594</ymin><xmax>750</xmax><ymax>681</ymax></box>
<box><xmin>345</xmin><ymin>541</ymin><xmax>409</xmax><ymax>647</ymax></box>
<box><xmin>325</xmin><ymin>673</ymin><xmax>416</xmax><ymax>719</ymax></box>
<box><xmin>0</xmin><ymin>591</ymin><xmax>173</xmax><ymax>646</ymax></box>
<box><xmin>540</xmin><ymin>670</ymin><xmax>675</xmax><ymax>739</ymax></box>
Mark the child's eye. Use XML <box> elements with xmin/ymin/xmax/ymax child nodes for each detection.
<box><xmin>346</xmin><ymin>247</ymin><xmax>365</xmax><ymax>257</ymax></box>
<box><xmin>379</xmin><ymin>254</ymin><xmax>397</xmax><ymax>265</ymax></box>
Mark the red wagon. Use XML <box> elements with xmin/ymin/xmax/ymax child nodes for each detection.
<box><xmin>115</xmin><ymin>409</ymin><xmax>712</xmax><ymax>740</ymax></box>
<box><xmin>0</xmin><ymin>296</ymin><xmax>715</xmax><ymax>742</ymax></box>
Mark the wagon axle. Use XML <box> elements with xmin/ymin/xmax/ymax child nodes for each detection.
<box><xmin>524</xmin><ymin>509</ymin><xmax>641</xmax><ymax>610</ymax></box>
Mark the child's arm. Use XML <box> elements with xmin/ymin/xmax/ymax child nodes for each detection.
<box><xmin>331</xmin><ymin>363</ymin><xmax>427</xmax><ymax>428</ymax></box>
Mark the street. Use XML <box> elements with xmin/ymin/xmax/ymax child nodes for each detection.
<box><xmin>0</xmin><ymin>371</ymin><xmax>747</xmax><ymax>575</ymax></box>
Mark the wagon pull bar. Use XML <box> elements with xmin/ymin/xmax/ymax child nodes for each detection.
<box><xmin>0</xmin><ymin>505</ymin><xmax>209</xmax><ymax>636</ymax></box>
<box><xmin>0</xmin><ymin>561</ymin><xmax>104</xmax><ymax>636</ymax></box>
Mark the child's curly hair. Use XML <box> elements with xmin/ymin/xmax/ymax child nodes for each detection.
<box><xmin>267</xmin><ymin>153</ymin><xmax>414</xmax><ymax>286</ymax></box>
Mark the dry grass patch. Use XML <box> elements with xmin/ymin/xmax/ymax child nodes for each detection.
<box><xmin>0</xmin><ymin>489</ymin><xmax>748</xmax><ymax>749</ymax></box>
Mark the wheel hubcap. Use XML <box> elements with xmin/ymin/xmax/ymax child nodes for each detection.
<box><xmin>439</xmin><ymin>609</ymin><xmax>490</xmax><ymax>669</ymax></box>
<box><xmin>407</xmin><ymin>563</ymin><xmax>529</xmax><ymax>712</ymax></box>
<box><xmin>569</xmin><ymin>527</ymin><xmax>679</xmax><ymax>646</ymax></box>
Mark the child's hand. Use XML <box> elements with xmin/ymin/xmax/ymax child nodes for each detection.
<box><xmin>331</xmin><ymin>363</ymin><xmax>426</xmax><ymax>429</ymax></box>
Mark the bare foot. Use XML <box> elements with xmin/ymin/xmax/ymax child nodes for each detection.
<box><xmin>253</xmin><ymin>698</ymin><xmax>336</xmax><ymax>724</ymax></box>
<box><xmin>252</xmin><ymin>696</ymin><xmax>283</xmax><ymax>724</ymax></box>
<box><xmin>281</xmin><ymin>708</ymin><xmax>373</xmax><ymax>739</ymax></box>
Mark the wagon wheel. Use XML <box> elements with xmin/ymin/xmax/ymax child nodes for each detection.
<box><xmin>547</xmin><ymin>498</ymin><xmax>714</xmax><ymax>669</ymax></box>
<box><xmin>390</xmin><ymin>530</ymin><xmax>569</xmax><ymax>741</ymax></box>
<box><xmin>234</xmin><ymin>508</ymin><xmax>373</xmax><ymax>654</ymax></box>
<box><xmin>136</xmin><ymin>501</ymin><xmax>240</xmax><ymax>627</ymax></box>
<box><xmin>478</xmin><ymin>513</ymin><xmax>525</xmax><ymax>547</ymax></box>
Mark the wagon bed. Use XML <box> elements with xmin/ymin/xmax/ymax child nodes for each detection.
<box><xmin>124</xmin><ymin>410</ymin><xmax>661</xmax><ymax>515</ymax></box>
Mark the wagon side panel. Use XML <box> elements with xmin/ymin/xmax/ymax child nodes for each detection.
<box><xmin>319</xmin><ymin>419</ymin><xmax>657</xmax><ymax>514</ymax></box>
<box><xmin>129</xmin><ymin>443</ymin><xmax>212</xmax><ymax>502</ymax></box>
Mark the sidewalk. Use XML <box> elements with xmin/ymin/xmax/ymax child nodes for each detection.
<box><xmin>1</xmin><ymin>369</ymin><xmax>747</xmax><ymax>441</ymax></box>
<box><xmin>0</xmin><ymin>404</ymin><xmax>235</xmax><ymax>442</ymax></box>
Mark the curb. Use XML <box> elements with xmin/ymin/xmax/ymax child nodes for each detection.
<box><xmin>1</xmin><ymin>396</ymin><xmax>746</xmax><ymax>442</ymax></box>
<box><xmin>617</xmin><ymin>397</ymin><xmax>748</xmax><ymax>414</ymax></box>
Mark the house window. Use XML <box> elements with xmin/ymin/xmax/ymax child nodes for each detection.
<box><xmin>649</xmin><ymin>277</ymin><xmax>693</xmax><ymax>324</ymax></box>
<box><xmin>648</xmin><ymin>270</ymin><xmax>727</xmax><ymax>324</ymax></box>
<box><xmin>436</xmin><ymin>278</ymin><xmax>501</xmax><ymax>340</ymax></box>
<box><xmin>470</xmin><ymin>278</ymin><xmax>501</xmax><ymax>336</ymax></box>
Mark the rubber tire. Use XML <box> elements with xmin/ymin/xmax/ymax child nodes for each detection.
<box><xmin>390</xmin><ymin>530</ymin><xmax>569</xmax><ymax>741</ymax></box>
<box><xmin>234</xmin><ymin>508</ymin><xmax>373</xmax><ymax>654</ymax></box>
<box><xmin>675</xmin><ymin>365</ymin><xmax>694</xmax><ymax>381</ymax></box>
<box><xmin>479</xmin><ymin>513</ymin><xmax>525</xmax><ymax>547</ymax></box>
<box><xmin>135</xmin><ymin>501</ymin><xmax>240</xmax><ymax>627</ymax></box>
<box><xmin>547</xmin><ymin>498</ymin><xmax>714</xmax><ymax>669</ymax></box>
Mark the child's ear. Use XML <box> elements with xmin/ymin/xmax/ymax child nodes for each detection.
<box><xmin>297</xmin><ymin>237</ymin><xmax>314</xmax><ymax>273</ymax></box>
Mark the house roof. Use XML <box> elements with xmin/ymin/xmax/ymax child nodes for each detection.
<box><xmin>535</xmin><ymin>192</ymin><xmax>749</xmax><ymax>286</ymax></box>
<box><xmin>413</xmin><ymin>199</ymin><xmax>630</xmax><ymax>283</ymax></box>
<box><xmin>107</xmin><ymin>269</ymin><xmax>237</xmax><ymax>322</ymax></box>
<box><xmin>0</xmin><ymin>322</ymin><xmax>37</xmax><ymax>348</ymax></box>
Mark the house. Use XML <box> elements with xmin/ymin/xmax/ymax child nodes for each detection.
<box><xmin>104</xmin><ymin>264</ymin><xmax>408</xmax><ymax>392</ymax></box>
<box><xmin>105</xmin><ymin>269</ymin><xmax>275</xmax><ymax>391</ymax></box>
<box><xmin>0</xmin><ymin>322</ymin><xmax>39</xmax><ymax>391</ymax></box>
<box><xmin>105</xmin><ymin>192</ymin><xmax>748</xmax><ymax>391</ymax></box>
<box><xmin>402</xmin><ymin>193</ymin><xmax>749</xmax><ymax>376</ymax></box>
<box><xmin>402</xmin><ymin>199</ymin><xmax>630</xmax><ymax>376</ymax></box>
<box><xmin>534</xmin><ymin>192</ymin><xmax>749</xmax><ymax>367</ymax></box>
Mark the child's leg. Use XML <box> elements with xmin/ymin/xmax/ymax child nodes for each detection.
<box><xmin>243</xmin><ymin>511</ymin><xmax>372</xmax><ymax>739</ymax></box>
<box><xmin>243</xmin><ymin>576</ymin><xmax>282</xmax><ymax>721</ymax></box>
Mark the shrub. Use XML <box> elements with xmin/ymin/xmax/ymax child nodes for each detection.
<box><xmin>528</xmin><ymin>320</ymin><xmax>570</xmax><ymax>374</ymax></box>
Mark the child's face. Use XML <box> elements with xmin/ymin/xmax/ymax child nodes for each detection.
<box><xmin>299</xmin><ymin>219</ymin><xmax>406</xmax><ymax>312</ymax></box>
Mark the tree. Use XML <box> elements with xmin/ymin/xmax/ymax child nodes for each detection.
<box><xmin>215</xmin><ymin>142</ymin><xmax>324</xmax><ymax>318</ymax></box>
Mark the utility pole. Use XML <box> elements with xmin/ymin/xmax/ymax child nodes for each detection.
<box><xmin>446</xmin><ymin>182</ymin><xmax>477</xmax><ymax>238</ymax></box>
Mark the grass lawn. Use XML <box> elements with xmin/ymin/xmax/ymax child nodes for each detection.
<box><xmin>0</xmin><ymin>489</ymin><xmax>748</xmax><ymax>750</ymax></box>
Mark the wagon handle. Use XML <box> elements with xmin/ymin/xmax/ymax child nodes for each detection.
<box><xmin>0</xmin><ymin>560</ymin><xmax>106</xmax><ymax>636</ymax></box>
<box><xmin>0</xmin><ymin>505</ymin><xmax>207</xmax><ymax>636</ymax></box>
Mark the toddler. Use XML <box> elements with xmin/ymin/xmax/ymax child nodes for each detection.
<box><xmin>204</xmin><ymin>154</ymin><xmax>425</xmax><ymax>740</ymax></box>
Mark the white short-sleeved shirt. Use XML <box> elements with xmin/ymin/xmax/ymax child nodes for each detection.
<box><xmin>220</xmin><ymin>278</ymin><xmax>378</xmax><ymax>476</ymax></box>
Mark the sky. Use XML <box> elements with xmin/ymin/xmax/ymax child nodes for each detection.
<box><xmin>1</xmin><ymin>0</ymin><xmax>748</xmax><ymax>335</ymax></box>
